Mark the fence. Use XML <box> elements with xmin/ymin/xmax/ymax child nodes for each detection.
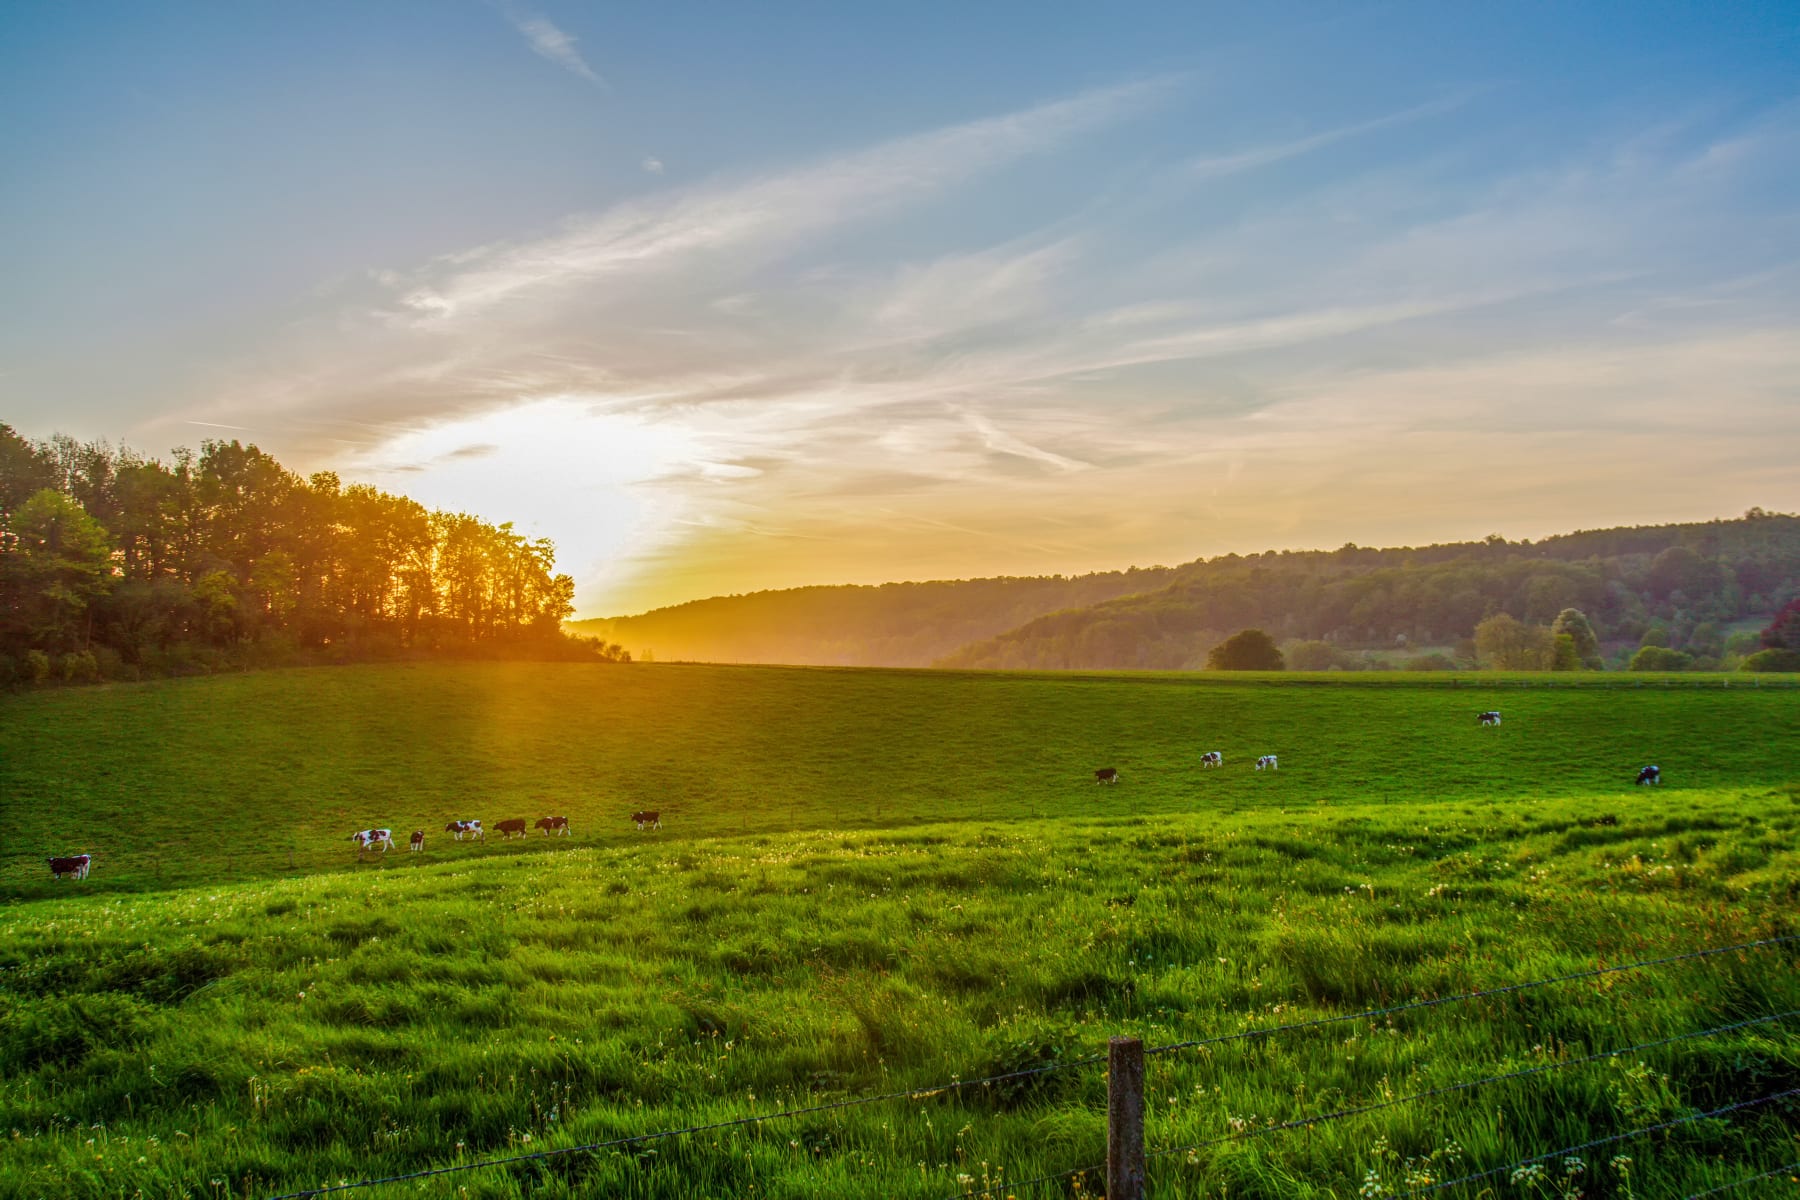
<box><xmin>260</xmin><ymin>934</ymin><xmax>1800</xmax><ymax>1200</ymax></box>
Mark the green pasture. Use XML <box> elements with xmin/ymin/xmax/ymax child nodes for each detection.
<box><xmin>1</xmin><ymin>663</ymin><xmax>1796</xmax><ymax>897</ymax></box>
<box><xmin>0</xmin><ymin>665</ymin><xmax>1797</xmax><ymax>1199</ymax></box>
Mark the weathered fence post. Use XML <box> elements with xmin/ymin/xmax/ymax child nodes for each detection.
<box><xmin>1108</xmin><ymin>1035</ymin><xmax>1146</xmax><ymax>1200</ymax></box>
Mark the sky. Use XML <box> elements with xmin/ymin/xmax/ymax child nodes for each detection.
<box><xmin>3</xmin><ymin>2</ymin><xmax>1798</xmax><ymax>616</ymax></box>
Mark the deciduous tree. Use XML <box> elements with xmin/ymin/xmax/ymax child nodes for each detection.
<box><xmin>1206</xmin><ymin>628</ymin><xmax>1284</xmax><ymax>670</ymax></box>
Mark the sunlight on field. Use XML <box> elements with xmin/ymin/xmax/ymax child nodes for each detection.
<box><xmin>1</xmin><ymin>666</ymin><xmax>1795</xmax><ymax>1199</ymax></box>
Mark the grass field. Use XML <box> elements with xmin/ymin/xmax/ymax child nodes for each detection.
<box><xmin>1</xmin><ymin>664</ymin><xmax>1797</xmax><ymax>1199</ymax></box>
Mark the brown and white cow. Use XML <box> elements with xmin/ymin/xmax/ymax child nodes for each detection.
<box><xmin>445</xmin><ymin>820</ymin><xmax>484</xmax><ymax>841</ymax></box>
<box><xmin>47</xmin><ymin>854</ymin><xmax>91</xmax><ymax>880</ymax></box>
<box><xmin>1094</xmin><ymin>768</ymin><xmax>1120</xmax><ymax>784</ymax></box>
<box><xmin>1199</xmin><ymin>751</ymin><xmax>1223</xmax><ymax>767</ymax></box>
<box><xmin>493</xmin><ymin>819</ymin><xmax>529</xmax><ymax>839</ymax></box>
<box><xmin>408</xmin><ymin>830</ymin><xmax>425</xmax><ymax>852</ymax></box>
<box><xmin>350</xmin><ymin>829</ymin><xmax>394</xmax><ymax>853</ymax></box>
<box><xmin>535</xmin><ymin>816</ymin><xmax>571</xmax><ymax>836</ymax></box>
<box><xmin>631</xmin><ymin>810</ymin><xmax>661</xmax><ymax>831</ymax></box>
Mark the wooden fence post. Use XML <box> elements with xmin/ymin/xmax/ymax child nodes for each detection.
<box><xmin>1108</xmin><ymin>1035</ymin><xmax>1146</xmax><ymax>1200</ymax></box>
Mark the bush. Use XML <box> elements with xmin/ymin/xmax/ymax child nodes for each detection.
<box><xmin>1629</xmin><ymin>646</ymin><xmax>1694</xmax><ymax>671</ymax></box>
<box><xmin>60</xmin><ymin>650</ymin><xmax>99</xmax><ymax>682</ymax></box>
<box><xmin>1404</xmin><ymin>653</ymin><xmax>1457</xmax><ymax>671</ymax></box>
<box><xmin>1284</xmin><ymin>640</ymin><xmax>1343</xmax><ymax>671</ymax></box>
<box><xmin>25</xmin><ymin>650</ymin><xmax>51</xmax><ymax>684</ymax></box>
<box><xmin>1739</xmin><ymin>648</ymin><xmax>1800</xmax><ymax>672</ymax></box>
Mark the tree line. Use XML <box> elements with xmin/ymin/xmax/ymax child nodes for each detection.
<box><xmin>936</xmin><ymin>514</ymin><xmax>1800</xmax><ymax>671</ymax></box>
<box><xmin>0</xmin><ymin>425</ymin><xmax>627</xmax><ymax>685</ymax></box>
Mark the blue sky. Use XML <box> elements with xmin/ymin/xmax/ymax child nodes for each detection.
<box><xmin>3</xmin><ymin>2</ymin><xmax>1797</xmax><ymax>613</ymax></box>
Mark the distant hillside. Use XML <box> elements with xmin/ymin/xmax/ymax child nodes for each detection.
<box><xmin>938</xmin><ymin>513</ymin><xmax>1800</xmax><ymax>670</ymax></box>
<box><xmin>568</xmin><ymin>567</ymin><xmax>1179</xmax><ymax>665</ymax></box>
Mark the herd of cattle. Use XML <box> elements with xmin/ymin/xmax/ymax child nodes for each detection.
<box><xmin>43</xmin><ymin>706</ymin><xmax>1668</xmax><ymax>882</ymax></box>
<box><xmin>1089</xmin><ymin>710</ymin><xmax>1662</xmax><ymax>790</ymax></box>
<box><xmin>347</xmin><ymin>810</ymin><xmax>664</xmax><ymax>855</ymax></box>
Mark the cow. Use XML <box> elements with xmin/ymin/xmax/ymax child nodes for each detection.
<box><xmin>1200</xmin><ymin>751</ymin><xmax>1223</xmax><ymax>767</ymax></box>
<box><xmin>1635</xmin><ymin>765</ymin><xmax>1661</xmax><ymax>786</ymax></box>
<box><xmin>408</xmin><ymin>830</ymin><xmax>425</xmax><ymax>852</ymax></box>
<box><xmin>1094</xmin><ymin>768</ymin><xmax>1120</xmax><ymax>784</ymax></box>
<box><xmin>350</xmin><ymin>829</ymin><xmax>394</xmax><ymax>853</ymax></box>
<box><xmin>445</xmin><ymin>820</ymin><xmax>485</xmax><ymax>841</ymax></box>
<box><xmin>1256</xmin><ymin>755</ymin><xmax>1279</xmax><ymax>771</ymax></box>
<box><xmin>535</xmin><ymin>816</ymin><xmax>571</xmax><ymax>837</ymax></box>
<box><xmin>1478</xmin><ymin>711</ymin><xmax>1502</xmax><ymax>727</ymax></box>
<box><xmin>631</xmin><ymin>810</ymin><xmax>661</xmax><ymax>831</ymax></box>
<box><xmin>493</xmin><ymin>819</ymin><xmax>529</xmax><ymax>839</ymax></box>
<box><xmin>47</xmin><ymin>854</ymin><xmax>91</xmax><ymax>881</ymax></box>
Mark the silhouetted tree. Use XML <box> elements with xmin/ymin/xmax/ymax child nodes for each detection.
<box><xmin>1207</xmin><ymin>628</ymin><xmax>1284</xmax><ymax>670</ymax></box>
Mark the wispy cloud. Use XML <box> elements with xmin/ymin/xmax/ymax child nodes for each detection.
<box><xmin>1187</xmin><ymin>93</ymin><xmax>1470</xmax><ymax>180</ymax></box>
<box><xmin>499</xmin><ymin>5</ymin><xmax>604</xmax><ymax>85</ymax></box>
<box><xmin>386</xmin><ymin>76</ymin><xmax>1179</xmax><ymax>321</ymax></box>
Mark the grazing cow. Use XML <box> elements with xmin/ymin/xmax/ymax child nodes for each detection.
<box><xmin>1256</xmin><ymin>755</ymin><xmax>1279</xmax><ymax>771</ymax></box>
<box><xmin>535</xmin><ymin>816</ymin><xmax>571</xmax><ymax>836</ymax></box>
<box><xmin>408</xmin><ymin>830</ymin><xmax>425</xmax><ymax>852</ymax></box>
<box><xmin>1094</xmin><ymin>768</ymin><xmax>1120</xmax><ymax>784</ymax></box>
<box><xmin>1478</xmin><ymin>711</ymin><xmax>1502</xmax><ymax>727</ymax></box>
<box><xmin>631</xmin><ymin>810</ymin><xmax>661</xmax><ymax>831</ymax></box>
<box><xmin>445</xmin><ymin>820</ymin><xmax>485</xmax><ymax>841</ymax></box>
<box><xmin>349</xmin><ymin>829</ymin><xmax>394</xmax><ymax>853</ymax></box>
<box><xmin>493</xmin><ymin>819</ymin><xmax>529</xmax><ymax>839</ymax></box>
<box><xmin>1635</xmin><ymin>765</ymin><xmax>1661</xmax><ymax>786</ymax></box>
<box><xmin>47</xmin><ymin>854</ymin><xmax>91</xmax><ymax>881</ymax></box>
<box><xmin>1200</xmin><ymin>751</ymin><xmax>1223</xmax><ymax>767</ymax></box>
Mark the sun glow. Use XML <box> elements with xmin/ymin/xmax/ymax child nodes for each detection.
<box><xmin>338</xmin><ymin>397</ymin><xmax>701</xmax><ymax>612</ymax></box>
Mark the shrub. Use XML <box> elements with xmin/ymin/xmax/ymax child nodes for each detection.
<box><xmin>25</xmin><ymin>649</ymin><xmax>51</xmax><ymax>684</ymax></box>
<box><xmin>1740</xmin><ymin>648</ymin><xmax>1800</xmax><ymax>672</ymax></box>
<box><xmin>1629</xmin><ymin>646</ymin><xmax>1693</xmax><ymax>671</ymax></box>
<box><xmin>60</xmin><ymin>649</ymin><xmax>99</xmax><ymax>682</ymax></box>
<box><xmin>1404</xmin><ymin>653</ymin><xmax>1457</xmax><ymax>670</ymax></box>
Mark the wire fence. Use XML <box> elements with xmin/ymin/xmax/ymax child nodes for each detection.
<box><xmin>1398</xmin><ymin>1088</ymin><xmax>1800</xmax><ymax>1197</ymax></box>
<box><xmin>1681</xmin><ymin>1161</ymin><xmax>1800</xmax><ymax>1199</ymax></box>
<box><xmin>257</xmin><ymin>933</ymin><xmax>1798</xmax><ymax>1199</ymax></box>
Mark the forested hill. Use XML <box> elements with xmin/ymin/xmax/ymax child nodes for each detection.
<box><xmin>567</xmin><ymin>567</ymin><xmax>1178</xmax><ymax>666</ymax></box>
<box><xmin>937</xmin><ymin>513</ymin><xmax>1800</xmax><ymax>670</ymax></box>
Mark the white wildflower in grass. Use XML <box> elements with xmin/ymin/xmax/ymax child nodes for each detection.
<box><xmin>1564</xmin><ymin>1156</ymin><xmax>1585</xmax><ymax>1175</ymax></box>
<box><xmin>1360</xmin><ymin>1168</ymin><xmax>1389</xmax><ymax>1198</ymax></box>
<box><xmin>1512</xmin><ymin>1162</ymin><xmax>1545</xmax><ymax>1185</ymax></box>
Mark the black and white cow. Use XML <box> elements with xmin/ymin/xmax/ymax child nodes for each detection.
<box><xmin>1199</xmin><ymin>751</ymin><xmax>1223</xmax><ymax>767</ymax></box>
<box><xmin>1256</xmin><ymin>755</ymin><xmax>1279</xmax><ymax>771</ymax></box>
<box><xmin>1635</xmin><ymin>765</ymin><xmax>1661</xmax><ymax>786</ymax></box>
<box><xmin>1478</xmin><ymin>711</ymin><xmax>1502</xmax><ymax>727</ymax></box>
<box><xmin>1094</xmin><ymin>767</ymin><xmax>1120</xmax><ymax>784</ymax></box>
<box><xmin>350</xmin><ymin>829</ymin><xmax>394</xmax><ymax>853</ymax></box>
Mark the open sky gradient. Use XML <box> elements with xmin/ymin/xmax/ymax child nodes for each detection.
<box><xmin>3</xmin><ymin>2</ymin><xmax>1798</xmax><ymax>614</ymax></box>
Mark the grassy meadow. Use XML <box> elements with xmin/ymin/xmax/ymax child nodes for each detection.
<box><xmin>1</xmin><ymin>664</ymin><xmax>1797</xmax><ymax>1199</ymax></box>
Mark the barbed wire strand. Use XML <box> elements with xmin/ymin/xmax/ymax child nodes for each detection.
<box><xmin>1399</xmin><ymin>1087</ymin><xmax>1800</xmax><ymax>1197</ymax></box>
<box><xmin>1143</xmin><ymin>934</ymin><xmax>1798</xmax><ymax>1060</ymax></box>
<box><xmin>262</xmin><ymin>935</ymin><xmax>1797</xmax><ymax>1200</ymax></box>
<box><xmin>1140</xmin><ymin>1010</ymin><xmax>1799</xmax><ymax>1170</ymax></box>
<box><xmin>1681</xmin><ymin>1160</ymin><xmax>1800</xmax><ymax>1199</ymax></box>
